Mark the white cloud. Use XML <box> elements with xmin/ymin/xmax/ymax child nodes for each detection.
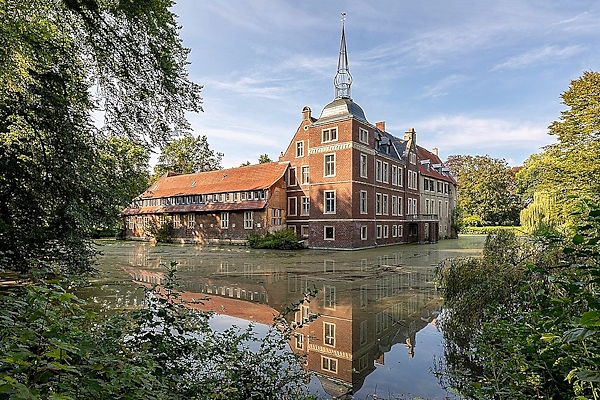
<box><xmin>418</xmin><ymin>74</ymin><xmax>467</xmax><ymax>99</ymax></box>
<box><xmin>491</xmin><ymin>45</ymin><xmax>585</xmax><ymax>71</ymax></box>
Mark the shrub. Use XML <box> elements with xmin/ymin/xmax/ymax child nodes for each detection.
<box><xmin>248</xmin><ymin>229</ymin><xmax>304</xmax><ymax>250</ymax></box>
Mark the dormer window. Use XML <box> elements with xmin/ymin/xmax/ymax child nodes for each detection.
<box><xmin>191</xmin><ymin>181</ymin><xmax>196</xmax><ymax>187</ymax></box>
<box><xmin>375</xmin><ymin>134</ymin><xmax>381</xmax><ymax>150</ymax></box>
<box><xmin>359</xmin><ymin>128</ymin><xmax>368</xmax><ymax>144</ymax></box>
<box><xmin>386</xmin><ymin>141</ymin><xmax>391</xmax><ymax>154</ymax></box>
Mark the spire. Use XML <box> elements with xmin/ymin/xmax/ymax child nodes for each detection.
<box><xmin>334</xmin><ymin>12</ymin><xmax>352</xmax><ymax>99</ymax></box>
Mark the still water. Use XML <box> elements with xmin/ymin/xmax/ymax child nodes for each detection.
<box><xmin>86</xmin><ymin>236</ymin><xmax>485</xmax><ymax>399</ymax></box>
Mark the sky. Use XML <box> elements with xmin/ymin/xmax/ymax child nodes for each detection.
<box><xmin>169</xmin><ymin>0</ymin><xmax>600</xmax><ymax>168</ymax></box>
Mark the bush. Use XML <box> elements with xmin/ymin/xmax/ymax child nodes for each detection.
<box><xmin>248</xmin><ymin>229</ymin><xmax>304</xmax><ymax>250</ymax></box>
<box><xmin>147</xmin><ymin>217</ymin><xmax>174</xmax><ymax>243</ymax></box>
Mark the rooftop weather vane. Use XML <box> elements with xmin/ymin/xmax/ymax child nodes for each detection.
<box><xmin>334</xmin><ymin>12</ymin><xmax>352</xmax><ymax>99</ymax></box>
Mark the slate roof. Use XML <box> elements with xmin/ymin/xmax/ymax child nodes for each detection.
<box><xmin>315</xmin><ymin>97</ymin><xmax>368</xmax><ymax>124</ymax></box>
<box><xmin>416</xmin><ymin>146</ymin><xmax>456</xmax><ymax>184</ymax></box>
<box><xmin>140</xmin><ymin>161</ymin><xmax>289</xmax><ymax>199</ymax></box>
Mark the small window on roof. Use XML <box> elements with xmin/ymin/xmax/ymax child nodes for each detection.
<box><xmin>153</xmin><ymin>185</ymin><xmax>158</xmax><ymax>191</ymax></box>
<box><xmin>191</xmin><ymin>181</ymin><xmax>196</xmax><ymax>187</ymax></box>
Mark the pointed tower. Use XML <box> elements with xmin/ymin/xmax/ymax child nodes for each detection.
<box><xmin>334</xmin><ymin>13</ymin><xmax>353</xmax><ymax>99</ymax></box>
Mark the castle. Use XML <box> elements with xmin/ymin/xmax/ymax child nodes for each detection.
<box><xmin>122</xmin><ymin>18</ymin><xmax>457</xmax><ymax>249</ymax></box>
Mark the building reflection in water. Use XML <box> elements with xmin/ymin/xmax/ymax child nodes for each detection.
<box><xmin>123</xmin><ymin>245</ymin><xmax>443</xmax><ymax>398</ymax></box>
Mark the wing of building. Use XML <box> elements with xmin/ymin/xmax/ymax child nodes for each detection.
<box><xmin>122</xmin><ymin>19</ymin><xmax>458</xmax><ymax>248</ymax></box>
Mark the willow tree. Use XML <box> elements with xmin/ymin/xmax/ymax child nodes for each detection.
<box><xmin>0</xmin><ymin>0</ymin><xmax>202</xmax><ymax>272</ymax></box>
<box><xmin>517</xmin><ymin>71</ymin><xmax>600</xmax><ymax>233</ymax></box>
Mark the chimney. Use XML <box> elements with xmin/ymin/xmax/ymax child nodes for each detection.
<box><xmin>376</xmin><ymin>121</ymin><xmax>386</xmax><ymax>132</ymax></box>
<box><xmin>432</xmin><ymin>147</ymin><xmax>439</xmax><ymax>156</ymax></box>
<box><xmin>404</xmin><ymin>127</ymin><xmax>416</xmax><ymax>142</ymax></box>
<box><xmin>302</xmin><ymin>106</ymin><xmax>312</xmax><ymax>122</ymax></box>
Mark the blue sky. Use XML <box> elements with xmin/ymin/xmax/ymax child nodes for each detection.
<box><xmin>170</xmin><ymin>0</ymin><xmax>600</xmax><ymax>168</ymax></box>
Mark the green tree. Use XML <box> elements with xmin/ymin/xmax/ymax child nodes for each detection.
<box><xmin>0</xmin><ymin>0</ymin><xmax>201</xmax><ymax>272</ymax></box>
<box><xmin>152</xmin><ymin>134</ymin><xmax>223</xmax><ymax>182</ymax></box>
<box><xmin>517</xmin><ymin>71</ymin><xmax>600</xmax><ymax>233</ymax></box>
<box><xmin>445</xmin><ymin>154</ymin><xmax>520</xmax><ymax>226</ymax></box>
<box><xmin>258</xmin><ymin>153</ymin><xmax>272</xmax><ymax>164</ymax></box>
<box><xmin>240</xmin><ymin>161</ymin><xmax>251</xmax><ymax>167</ymax></box>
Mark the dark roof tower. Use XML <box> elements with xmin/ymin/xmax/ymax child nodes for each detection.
<box><xmin>334</xmin><ymin>12</ymin><xmax>352</xmax><ymax>100</ymax></box>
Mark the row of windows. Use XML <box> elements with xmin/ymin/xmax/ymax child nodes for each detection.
<box><xmin>423</xmin><ymin>178</ymin><xmax>449</xmax><ymax>194</ymax></box>
<box><xmin>287</xmin><ymin>166</ymin><xmax>310</xmax><ymax>186</ymax></box>
<box><xmin>295</xmin><ymin>127</ymin><xmax>370</xmax><ymax>159</ymax></box>
<box><xmin>135</xmin><ymin>190</ymin><xmax>267</xmax><ymax>208</ymax></box>
<box><xmin>127</xmin><ymin>212</ymin><xmax>255</xmax><ymax>230</ymax></box>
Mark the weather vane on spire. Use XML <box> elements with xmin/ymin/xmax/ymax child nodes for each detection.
<box><xmin>334</xmin><ymin>12</ymin><xmax>352</xmax><ymax>99</ymax></box>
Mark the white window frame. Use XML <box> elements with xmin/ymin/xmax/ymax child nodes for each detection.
<box><xmin>359</xmin><ymin>127</ymin><xmax>368</xmax><ymax>144</ymax></box>
<box><xmin>383</xmin><ymin>194</ymin><xmax>388</xmax><ymax>215</ymax></box>
<box><xmin>376</xmin><ymin>160</ymin><xmax>382</xmax><ymax>182</ymax></box>
<box><xmin>360</xmin><ymin>153</ymin><xmax>368</xmax><ymax>178</ymax></box>
<box><xmin>296</xmin><ymin>141</ymin><xmax>304</xmax><ymax>157</ymax></box>
<box><xmin>244</xmin><ymin>211</ymin><xmax>253</xmax><ymax>229</ymax></box>
<box><xmin>376</xmin><ymin>193</ymin><xmax>382</xmax><ymax>215</ymax></box>
<box><xmin>173</xmin><ymin>214</ymin><xmax>181</xmax><ymax>229</ymax></box>
<box><xmin>324</xmin><ymin>322</ymin><xmax>336</xmax><ymax>347</ymax></box>
<box><xmin>324</xmin><ymin>226</ymin><xmax>335</xmax><ymax>241</ymax></box>
<box><xmin>301</xmin><ymin>196</ymin><xmax>310</xmax><ymax>216</ymax></box>
<box><xmin>324</xmin><ymin>153</ymin><xmax>335</xmax><ymax>177</ymax></box>
<box><xmin>391</xmin><ymin>165</ymin><xmax>397</xmax><ymax>185</ymax></box>
<box><xmin>376</xmin><ymin>225</ymin><xmax>382</xmax><ymax>239</ymax></box>
<box><xmin>322</xmin><ymin>127</ymin><xmax>338</xmax><ymax>143</ymax></box>
<box><xmin>221</xmin><ymin>212</ymin><xmax>229</xmax><ymax>229</ymax></box>
<box><xmin>324</xmin><ymin>190</ymin><xmax>336</xmax><ymax>214</ymax></box>
<box><xmin>361</xmin><ymin>225</ymin><xmax>367</xmax><ymax>240</ymax></box>
<box><xmin>391</xmin><ymin>196</ymin><xmax>397</xmax><ymax>216</ymax></box>
<box><xmin>288</xmin><ymin>167</ymin><xmax>297</xmax><ymax>186</ymax></box>
<box><xmin>301</xmin><ymin>225</ymin><xmax>309</xmax><ymax>237</ymax></box>
<box><xmin>301</xmin><ymin>165</ymin><xmax>309</xmax><ymax>185</ymax></box>
<box><xmin>383</xmin><ymin>225</ymin><xmax>389</xmax><ymax>238</ymax></box>
<box><xmin>288</xmin><ymin>197</ymin><xmax>298</xmax><ymax>216</ymax></box>
<box><xmin>187</xmin><ymin>213</ymin><xmax>195</xmax><ymax>229</ymax></box>
<box><xmin>360</xmin><ymin>191</ymin><xmax>367</xmax><ymax>214</ymax></box>
<box><xmin>398</xmin><ymin>196</ymin><xmax>403</xmax><ymax>216</ymax></box>
<box><xmin>321</xmin><ymin>356</ymin><xmax>338</xmax><ymax>373</ymax></box>
<box><xmin>383</xmin><ymin>162</ymin><xmax>389</xmax><ymax>183</ymax></box>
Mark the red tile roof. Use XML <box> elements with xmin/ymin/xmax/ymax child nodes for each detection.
<box><xmin>142</xmin><ymin>161</ymin><xmax>289</xmax><ymax>199</ymax></box>
<box><xmin>416</xmin><ymin>146</ymin><xmax>457</xmax><ymax>184</ymax></box>
<box><xmin>122</xmin><ymin>200</ymin><xmax>268</xmax><ymax>215</ymax></box>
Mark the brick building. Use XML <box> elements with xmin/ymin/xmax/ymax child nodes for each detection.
<box><xmin>122</xmin><ymin>19</ymin><xmax>457</xmax><ymax>248</ymax></box>
<box><xmin>122</xmin><ymin>162</ymin><xmax>289</xmax><ymax>244</ymax></box>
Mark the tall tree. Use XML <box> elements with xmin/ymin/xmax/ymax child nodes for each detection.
<box><xmin>152</xmin><ymin>134</ymin><xmax>223</xmax><ymax>180</ymax></box>
<box><xmin>0</xmin><ymin>0</ymin><xmax>202</xmax><ymax>272</ymax></box>
<box><xmin>258</xmin><ymin>153</ymin><xmax>272</xmax><ymax>164</ymax></box>
<box><xmin>446</xmin><ymin>154</ymin><xmax>520</xmax><ymax>226</ymax></box>
<box><xmin>517</xmin><ymin>71</ymin><xmax>600</xmax><ymax>232</ymax></box>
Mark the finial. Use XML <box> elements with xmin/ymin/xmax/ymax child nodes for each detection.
<box><xmin>334</xmin><ymin>12</ymin><xmax>352</xmax><ymax>99</ymax></box>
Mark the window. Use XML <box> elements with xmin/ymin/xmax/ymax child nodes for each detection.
<box><xmin>392</xmin><ymin>165</ymin><xmax>397</xmax><ymax>185</ymax></box>
<box><xmin>376</xmin><ymin>225</ymin><xmax>382</xmax><ymax>239</ymax></box>
<box><xmin>426</xmin><ymin>199</ymin><xmax>430</xmax><ymax>214</ymax></box>
<box><xmin>187</xmin><ymin>214</ymin><xmax>194</xmax><ymax>229</ymax></box>
<box><xmin>376</xmin><ymin>160</ymin><xmax>382</xmax><ymax>181</ymax></box>
<box><xmin>360</xmin><ymin>154</ymin><xmax>368</xmax><ymax>178</ymax></box>
<box><xmin>360</xmin><ymin>320</ymin><xmax>368</xmax><ymax>344</ymax></box>
<box><xmin>324</xmin><ymin>285</ymin><xmax>336</xmax><ymax>309</ymax></box>
<box><xmin>296</xmin><ymin>333</ymin><xmax>304</xmax><ymax>350</ymax></box>
<box><xmin>383</xmin><ymin>194</ymin><xmax>388</xmax><ymax>215</ymax></box>
<box><xmin>324</xmin><ymin>226</ymin><xmax>334</xmax><ymax>240</ymax></box>
<box><xmin>288</xmin><ymin>197</ymin><xmax>297</xmax><ymax>216</ymax></box>
<box><xmin>244</xmin><ymin>211</ymin><xmax>253</xmax><ymax>229</ymax></box>
<box><xmin>288</xmin><ymin>168</ymin><xmax>297</xmax><ymax>186</ymax></box>
<box><xmin>301</xmin><ymin>196</ymin><xmax>310</xmax><ymax>216</ymax></box>
<box><xmin>159</xmin><ymin>215</ymin><xmax>167</xmax><ymax>226</ymax></box>
<box><xmin>221</xmin><ymin>212</ymin><xmax>229</xmax><ymax>229</ymax></box>
<box><xmin>322</xmin><ymin>356</ymin><xmax>337</xmax><ymax>373</ymax></box>
<box><xmin>392</xmin><ymin>196</ymin><xmax>397</xmax><ymax>216</ymax></box>
<box><xmin>271</xmin><ymin>209</ymin><xmax>282</xmax><ymax>225</ymax></box>
<box><xmin>301</xmin><ymin>166</ymin><xmax>309</xmax><ymax>185</ymax></box>
<box><xmin>324</xmin><ymin>190</ymin><xmax>335</xmax><ymax>214</ymax></box>
<box><xmin>127</xmin><ymin>217</ymin><xmax>134</xmax><ymax>230</ymax></box>
<box><xmin>360</xmin><ymin>285</ymin><xmax>368</xmax><ymax>308</ymax></box>
<box><xmin>324</xmin><ymin>154</ymin><xmax>335</xmax><ymax>177</ymax></box>
<box><xmin>301</xmin><ymin>225</ymin><xmax>309</xmax><ymax>237</ymax></box>
<box><xmin>408</xmin><ymin>170</ymin><xmax>418</xmax><ymax>189</ymax></box>
<box><xmin>376</xmin><ymin>193</ymin><xmax>382</xmax><ymax>215</ymax></box>
<box><xmin>438</xmin><ymin>181</ymin><xmax>442</xmax><ymax>193</ymax></box>
<box><xmin>398</xmin><ymin>224</ymin><xmax>403</xmax><ymax>238</ymax></box>
<box><xmin>383</xmin><ymin>225</ymin><xmax>389</xmax><ymax>238</ymax></box>
<box><xmin>324</xmin><ymin>322</ymin><xmax>335</xmax><ymax>346</ymax></box>
<box><xmin>398</xmin><ymin>167</ymin><xmax>403</xmax><ymax>187</ymax></box>
<box><xmin>322</xmin><ymin>127</ymin><xmax>337</xmax><ymax>143</ymax></box>
<box><xmin>296</xmin><ymin>141</ymin><xmax>304</xmax><ymax>157</ymax></box>
<box><xmin>410</xmin><ymin>152</ymin><xmax>417</xmax><ymax>164</ymax></box>
<box><xmin>383</xmin><ymin>162</ymin><xmax>389</xmax><ymax>183</ymax></box>
<box><xmin>241</xmin><ymin>192</ymin><xmax>247</xmax><ymax>200</ymax></box>
<box><xmin>173</xmin><ymin>214</ymin><xmax>181</xmax><ymax>229</ymax></box>
<box><xmin>398</xmin><ymin>197</ymin><xmax>403</xmax><ymax>216</ymax></box>
<box><xmin>359</xmin><ymin>127</ymin><xmax>368</xmax><ymax>144</ymax></box>
<box><xmin>392</xmin><ymin>225</ymin><xmax>397</xmax><ymax>237</ymax></box>
<box><xmin>361</xmin><ymin>225</ymin><xmax>367</xmax><ymax>240</ymax></box>
<box><xmin>233</xmin><ymin>192</ymin><xmax>238</xmax><ymax>202</ymax></box>
<box><xmin>360</xmin><ymin>191</ymin><xmax>367</xmax><ymax>214</ymax></box>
